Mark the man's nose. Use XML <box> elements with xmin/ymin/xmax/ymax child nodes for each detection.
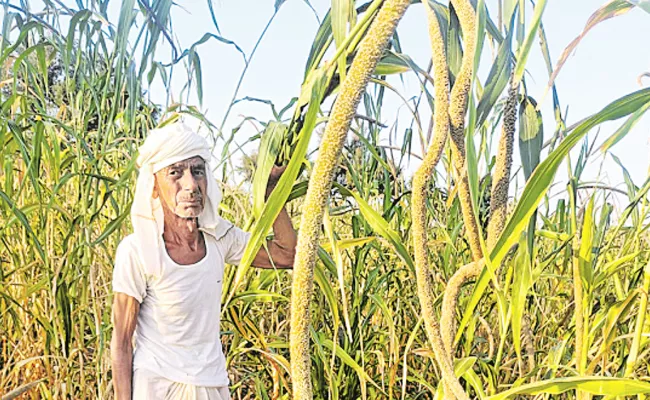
<box><xmin>180</xmin><ymin>170</ymin><xmax>199</xmax><ymax>192</ymax></box>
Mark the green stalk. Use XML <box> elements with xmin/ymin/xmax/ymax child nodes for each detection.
<box><xmin>289</xmin><ymin>1</ymin><xmax>411</xmax><ymax>398</ymax></box>
<box><xmin>624</xmin><ymin>260</ymin><xmax>650</xmax><ymax>376</ymax></box>
<box><xmin>569</xmin><ymin>178</ymin><xmax>588</xmax><ymax>400</ymax></box>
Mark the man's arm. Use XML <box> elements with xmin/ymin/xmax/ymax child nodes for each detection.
<box><xmin>111</xmin><ymin>293</ymin><xmax>140</xmax><ymax>400</ymax></box>
<box><xmin>252</xmin><ymin>165</ymin><xmax>297</xmax><ymax>269</ymax></box>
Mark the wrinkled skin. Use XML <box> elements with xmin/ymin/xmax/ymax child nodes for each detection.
<box><xmin>153</xmin><ymin>156</ymin><xmax>207</xmax><ymax>219</ymax></box>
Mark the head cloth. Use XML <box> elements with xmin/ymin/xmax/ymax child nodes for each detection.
<box><xmin>132</xmin><ymin>122</ymin><xmax>230</xmax><ymax>275</ymax></box>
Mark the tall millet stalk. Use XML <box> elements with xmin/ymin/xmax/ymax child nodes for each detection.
<box><xmin>447</xmin><ymin>0</ymin><xmax>483</xmax><ymax>262</ymax></box>
<box><xmin>439</xmin><ymin>79</ymin><xmax>520</xmax><ymax>357</ymax></box>
<box><xmin>487</xmin><ymin>75</ymin><xmax>519</xmax><ymax>249</ymax></box>
<box><xmin>411</xmin><ymin>3</ymin><xmax>469</xmax><ymax>399</ymax></box>
<box><xmin>440</xmin><ymin>35</ymin><xmax>521</xmax><ymax>369</ymax></box>
<box><xmin>438</xmin><ymin>0</ymin><xmax>484</xmax><ymax>365</ymax></box>
<box><xmin>289</xmin><ymin>1</ymin><xmax>411</xmax><ymax>398</ymax></box>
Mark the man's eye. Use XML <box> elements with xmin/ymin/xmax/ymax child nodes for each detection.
<box><xmin>169</xmin><ymin>170</ymin><xmax>179</xmax><ymax>176</ymax></box>
<box><xmin>194</xmin><ymin>169</ymin><xmax>205</xmax><ymax>176</ymax></box>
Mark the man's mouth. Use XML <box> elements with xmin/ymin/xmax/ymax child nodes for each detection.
<box><xmin>180</xmin><ymin>198</ymin><xmax>202</xmax><ymax>205</ymax></box>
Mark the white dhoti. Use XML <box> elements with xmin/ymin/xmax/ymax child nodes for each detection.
<box><xmin>133</xmin><ymin>369</ymin><xmax>231</xmax><ymax>400</ymax></box>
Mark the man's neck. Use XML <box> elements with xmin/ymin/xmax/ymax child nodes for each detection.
<box><xmin>161</xmin><ymin>210</ymin><xmax>203</xmax><ymax>251</ymax></box>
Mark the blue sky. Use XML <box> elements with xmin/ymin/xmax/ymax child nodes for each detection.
<box><xmin>153</xmin><ymin>1</ymin><xmax>650</xmax><ymax>204</ymax></box>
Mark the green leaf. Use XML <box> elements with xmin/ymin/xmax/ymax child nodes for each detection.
<box><xmin>628</xmin><ymin>0</ymin><xmax>650</xmax><ymax>13</ymax></box>
<box><xmin>332</xmin><ymin>0</ymin><xmax>352</xmax><ymax>81</ymax></box>
<box><xmin>447</xmin><ymin>2</ymin><xmax>462</xmax><ymax>84</ymax></box>
<box><xmin>493</xmin><ymin>87</ymin><xmax>650</xmax><ymax>269</ymax></box>
<box><xmin>503</xmin><ymin>0</ymin><xmax>518</xmax><ymax>27</ymax></box>
<box><xmin>600</xmin><ymin>290</ymin><xmax>639</xmax><ymax>349</ymax></box>
<box><xmin>519</xmin><ymin>96</ymin><xmax>543</xmax><ymax>179</ymax></box>
<box><xmin>92</xmin><ymin>208</ymin><xmax>130</xmax><ymax>246</ymax></box>
<box><xmin>2</xmin><ymin>379</ymin><xmax>45</xmax><ymax>400</ymax></box>
<box><xmin>318</xmin><ymin>335</ymin><xmax>382</xmax><ymax>391</ymax></box>
<box><xmin>512</xmin><ymin>0</ymin><xmax>547</xmax><ymax>85</ymax></box>
<box><xmin>511</xmin><ymin>234</ymin><xmax>533</xmax><ymax>358</ymax></box>
<box><xmin>7</xmin><ymin>121</ymin><xmax>41</xmax><ymax>201</ymax></box>
<box><xmin>335</xmin><ymin>184</ymin><xmax>415</xmax><ymax>274</ymax></box>
<box><xmin>476</xmin><ymin>11</ymin><xmax>515</xmax><ymax>127</ymax></box>
<box><xmin>229</xmin><ymin>290</ymin><xmax>288</xmax><ymax>304</ymax></box>
<box><xmin>600</xmin><ymin>101</ymin><xmax>650</xmax><ymax>152</ymax></box>
<box><xmin>519</xmin><ymin>95</ymin><xmax>544</xmax><ymax>255</ymax></box>
<box><xmin>252</xmin><ymin>122</ymin><xmax>287</xmax><ymax>219</ymax></box>
<box><xmin>304</xmin><ymin>9</ymin><xmax>335</xmax><ymax>77</ymax></box>
<box><xmin>224</xmin><ymin>69</ymin><xmax>330</xmax><ymax>307</ymax></box>
<box><xmin>456</xmin><ymin>87</ymin><xmax>650</xmax><ymax>345</ymax></box>
<box><xmin>488</xmin><ymin>376</ymin><xmax>650</xmax><ymax>399</ymax></box>
<box><xmin>374</xmin><ymin>52</ymin><xmax>412</xmax><ymax>75</ymax></box>
<box><xmin>434</xmin><ymin>357</ymin><xmax>479</xmax><ymax>398</ymax></box>
<box><xmin>315</xmin><ymin>248</ymin><xmax>340</xmax><ymax>327</ymax></box>
<box><xmin>595</xmin><ymin>252</ymin><xmax>640</xmax><ymax>287</ymax></box>
<box><xmin>66</xmin><ymin>10</ymin><xmax>92</xmax><ymax>63</ymax></box>
<box><xmin>0</xmin><ymin>190</ymin><xmax>45</xmax><ymax>263</ymax></box>
<box><xmin>542</xmin><ymin>0</ymin><xmax>634</xmax><ymax>101</ymax></box>
<box><xmin>323</xmin><ymin>213</ymin><xmax>353</xmax><ymax>340</ymax></box>
<box><xmin>579</xmin><ymin>196</ymin><xmax>596</xmax><ymax>288</ymax></box>
<box><xmin>320</xmin><ymin>236</ymin><xmax>376</xmax><ymax>252</ymax></box>
<box><xmin>115</xmin><ymin>0</ymin><xmax>137</xmax><ymax>61</ymax></box>
<box><xmin>190</xmin><ymin>50</ymin><xmax>203</xmax><ymax>106</ymax></box>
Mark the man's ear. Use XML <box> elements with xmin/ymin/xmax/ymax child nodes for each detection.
<box><xmin>152</xmin><ymin>176</ymin><xmax>159</xmax><ymax>199</ymax></box>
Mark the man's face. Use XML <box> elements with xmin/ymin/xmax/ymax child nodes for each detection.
<box><xmin>153</xmin><ymin>156</ymin><xmax>208</xmax><ymax>219</ymax></box>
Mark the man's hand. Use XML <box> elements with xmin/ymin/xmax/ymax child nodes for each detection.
<box><xmin>265</xmin><ymin>165</ymin><xmax>287</xmax><ymax>199</ymax></box>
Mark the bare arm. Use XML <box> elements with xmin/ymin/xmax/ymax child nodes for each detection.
<box><xmin>111</xmin><ymin>293</ymin><xmax>140</xmax><ymax>400</ymax></box>
<box><xmin>253</xmin><ymin>206</ymin><xmax>297</xmax><ymax>269</ymax></box>
<box><xmin>252</xmin><ymin>166</ymin><xmax>297</xmax><ymax>269</ymax></box>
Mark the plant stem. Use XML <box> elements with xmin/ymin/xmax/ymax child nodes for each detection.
<box><xmin>289</xmin><ymin>1</ymin><xmax>411</xmax><ymax>398</ymax></box>
<box><xmin>625</xmin><ymin>260</ymin><xmax>650</xmax><ymax>376</ymax></box>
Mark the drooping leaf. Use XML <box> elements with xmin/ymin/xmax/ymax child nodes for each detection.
<box><xmin>336</xmin><ymin>184</ymin><xmax>415</xmax><ymax>274</ymax></box>
<box><xmin>488</xmin><ymin>376</ymin><xmax>650</xmax><ymax>399</ymax></box>
<box><xmin>456</xmin><ymin>87</ymin><xmax>650</xmax><ymax>344</ymax></box>
<box><xmin>600</xmin><ymin>101</ymin><xmax>650</xmax><ymax>152</ymax></box>
<box><xmin>541</xmin><ymin>0</ymin><xmax>635</xmax><ymax>102</ymax></box>
<box><xmin>627</xmin><ymin>0</ymin><xmax>650</xmax><ymax>13</ymax></box>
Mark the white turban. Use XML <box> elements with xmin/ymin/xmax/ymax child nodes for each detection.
<box><xmin>132</xmin><ymin>122</ymin><xmax>230</xmax><ymax>276</ymax></box>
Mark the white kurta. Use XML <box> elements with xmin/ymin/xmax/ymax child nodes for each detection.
<box><xmin>112</xmin><ymin>223</ymin><xmax>250</xmax><ymax>395</ymax></box>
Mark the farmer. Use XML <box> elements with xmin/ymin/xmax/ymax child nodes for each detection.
<box><xmin>110</xmin><ymin>122</ymin><xmax>296</xmax><ymax>399</ymax></box>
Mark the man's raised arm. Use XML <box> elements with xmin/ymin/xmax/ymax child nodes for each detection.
<box><xmin>252</xmin><ymin>165</ymin><xmax>298</xmax><ymax>269</ymax></box>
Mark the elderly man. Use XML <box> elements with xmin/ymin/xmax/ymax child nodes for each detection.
<box><xmin>111</xmin><ymin>122</ymin><xmax>296</xmax><ymax>399</ymax></box>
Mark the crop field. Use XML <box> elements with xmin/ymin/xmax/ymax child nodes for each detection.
<box><xmin>1</xmin><ymin>0</ymin><xmax>650</xmax><ymax>399</ymax></box>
